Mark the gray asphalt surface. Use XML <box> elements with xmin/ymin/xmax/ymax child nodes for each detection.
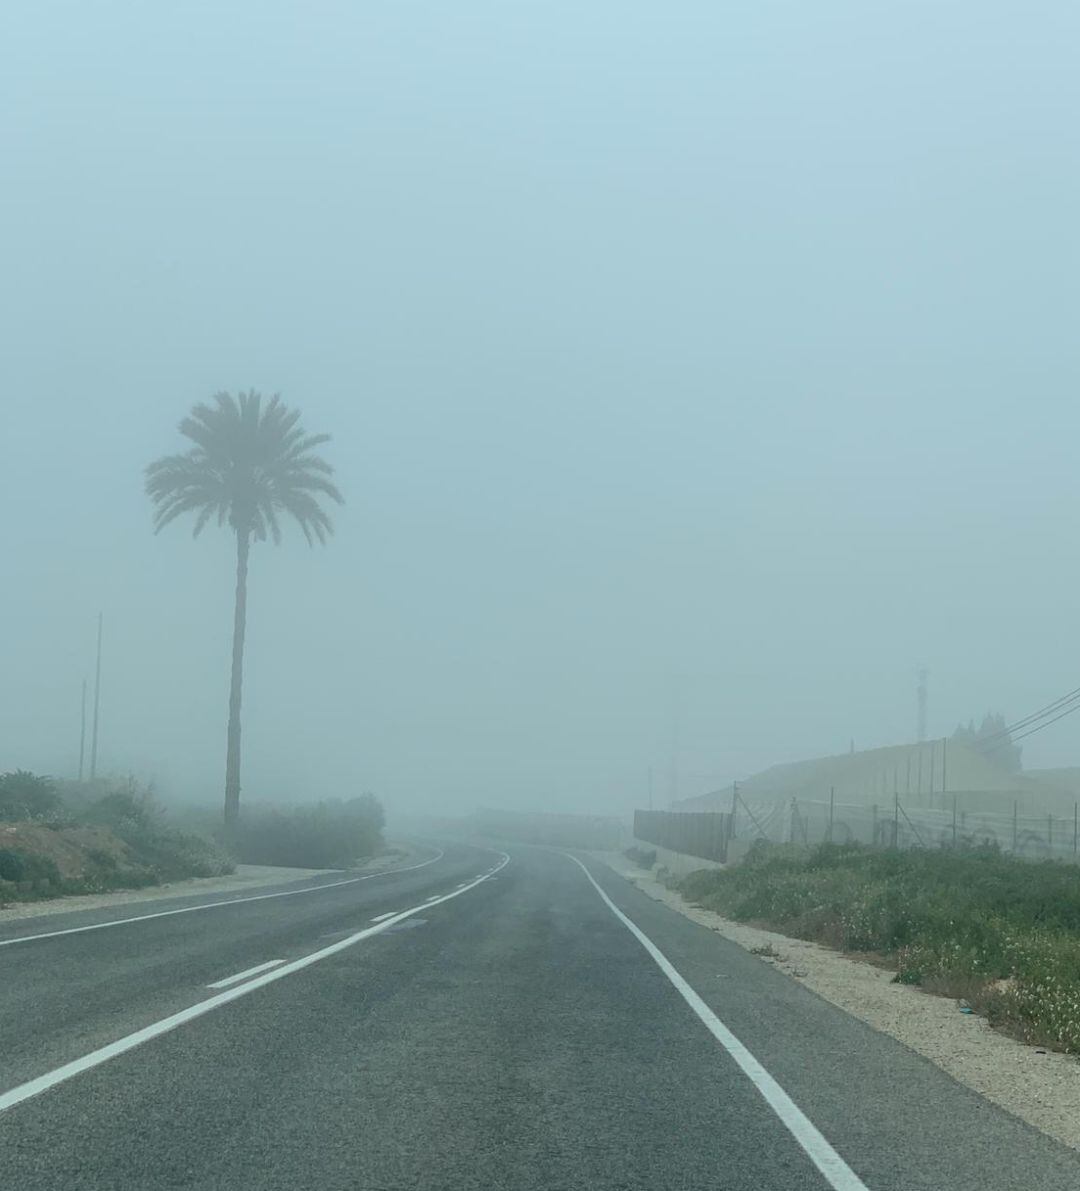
<box><xmin>2</xmin><ymin>842</ymin><xmax>1079</xmax><ymax>1190</ymax></box>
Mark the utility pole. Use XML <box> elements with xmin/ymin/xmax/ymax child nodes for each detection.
<box><xmin>90</xmin><ymin>612</ymin><xmax>103</xmax><ymax>781</ymax></box>
<box><xmin>78</xmin><ymin>679</ymin><xmax>87</xmax><ymax>782</ymax></box>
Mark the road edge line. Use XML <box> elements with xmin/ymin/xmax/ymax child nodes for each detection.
<box><xmin>565</xmin><ymin>853</ymin><xmax>868</xmax><ymax>1191</ymax></box>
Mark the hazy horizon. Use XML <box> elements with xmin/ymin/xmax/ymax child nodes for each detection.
<box><xmin>3</xmin><ymin>2</ymin><xmax>1079</xmax><ymax>818</ymax></box>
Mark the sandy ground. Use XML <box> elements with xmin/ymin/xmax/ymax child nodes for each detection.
<box><xmin>0</xmin><ymin>842</ymin><xmax>425</xmax><ymax>925</ymax></box>
<box><xmin>594</xmin><ymin>850</ymin><xmax>1080</xmax><ymax>1154</ymax></box>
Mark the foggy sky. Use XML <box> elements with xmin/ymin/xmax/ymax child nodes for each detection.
<box><xmin>3</xmin><ymin>2</ymin><xmax>1079</xmax><ymax>817</ymax></box>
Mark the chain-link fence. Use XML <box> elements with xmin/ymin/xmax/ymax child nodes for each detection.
<box><xmin>732</xmin><ymin>790</ymin><xmax>1080</xmax><ymax>862</ymax></box>
<box><xmin>634</xmin><ymin>809</ymin><xmax>731</xmax><ymax>862</ymax></box>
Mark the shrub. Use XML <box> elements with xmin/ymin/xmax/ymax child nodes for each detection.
<box><xmin>676</xmin><ymin>841</ymin><xmax>1080</xmax><ymax>1053</ymax></box>
<box><xmin>234</xmin><ymin>796</ymin><xmax>385</xmax><ymax>869</ymax></box>
<box><xmin>625</xmin><ymin>846</ymin><xmax>657</xmax><ymax>870</ymax></box>
<box><xmin>0</xmin><ymin>771</ymin><xmax>62</xmax><ymax>821</ymax></box>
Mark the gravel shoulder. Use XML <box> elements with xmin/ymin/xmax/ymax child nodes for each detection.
<box><xmin>0</xmin><ymin>841</ymin><xmax>427</xmax><ymax>925</ymax></box>
<box><xmin>592</xmin><ymin>849</ymin><xmax>1080</xmax><ymax>1154</ymax></box>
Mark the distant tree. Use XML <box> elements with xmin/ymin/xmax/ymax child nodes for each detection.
<box><xmin>953</xmin><ymin>712</ymin><xmax>1022</xmax><ymax>772</ymax></box>
<box><xmin>146</xmin><ymin>392</ymin><xmax>343</xmax><ymax>828</ymax></box>
<box><xmin>0</xmin><ymin>771</ymin><xmax>62</xmax><ymax>821</ymax></box>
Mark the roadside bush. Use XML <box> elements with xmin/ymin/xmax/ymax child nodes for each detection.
<box><xmin>0</xmin><ymin>848</ymin><xmax>62</xmax><ymax>887</ymax></box>
<box><xmin>676</xmin><ymin>841</ymin><xmax>1080</xmax><ymax>1053</ymax></box>
<box><xmin>0</xmin><ymin>771</ymin><xmax>62</xmax><ymax>821</ymax></box>
<box><xmin>234</xmin><ymin>795</ymin><xmax>385</xmax><ymax>869</ymax></box>
<box><xmin>625</xmin><ymin>845</ymin><xmax>657</xmax><ymax>870</ymax></box>
<box><xmin>77</xmin><ymin>781</ymin><xmax>234</xmax><ymax>881</ymax></box>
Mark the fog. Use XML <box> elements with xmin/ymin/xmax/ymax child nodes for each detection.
<box><xmin>2</xmin><ymin>2</ymin><xmax>1078</xmax><ymax>818</ymax></box>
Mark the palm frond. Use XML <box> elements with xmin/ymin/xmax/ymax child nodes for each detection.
<box><xmin>146</xmin><ymin>391</ymin><xmax>344</xmax><ymax>546</ymax></box>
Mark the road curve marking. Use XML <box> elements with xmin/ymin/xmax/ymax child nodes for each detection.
<box><xmin>0</xmin><ymin>852</ymin><xmax>510</xmax><ymax>1117</ymax></box>
<box><xmin>207</xmin><ymin>959</ymin><xmax>284</xmax><ymax>989</ymax></box>
<box><xmin>565</xmin><ymin>854</ymin><xmax>868</xmax><ymax>1191</ymax></box>
<box><xmin>0</xmin><ymin>849</ymin><xmax>446</xmax><ymax>949</ymax></box>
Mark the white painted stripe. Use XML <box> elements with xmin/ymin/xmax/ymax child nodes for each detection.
<box><xmin>423</xmin><ymin>895</ymin><xmax>442</xmax><ymax>903</ymax></box>
<box><xmin>206</xmin><ymin>959</ymin><xmax>284</xmax><ymax>989</ymax></box>
<box><xmin>0</xmin><ymin>849</ymin><xmax>446</xmax><ymax>949</ymax></box>
<box><xmin>369</xmin><ymin>911</ymin><xmax>397</xmax><ymax>923</ymax></box>
<box><xmin>566</xmin><ymin>855</ymin><xmax>868</xmax><ymax>1191</ymax></box>
<box><xmin>0</xmin><ymin>852</ymin><xmax>511</xmax><ymax>1117</ymax></box>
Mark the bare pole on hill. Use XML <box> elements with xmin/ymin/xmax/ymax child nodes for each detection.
<box><xmin>90</xmin><ymin>612</ymin><xmax>103</xmax><ymax>781</ymax></box>
<box><xmin>78</xmin><ymin>678</ymin><xmax>87</xmax><ymax>782</ymax></box>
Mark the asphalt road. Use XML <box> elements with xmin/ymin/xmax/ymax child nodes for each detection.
<box><xmin>2</xmin><ymin>842</ymin><xmax>1079</xmax><ymax>1190</ymax></box>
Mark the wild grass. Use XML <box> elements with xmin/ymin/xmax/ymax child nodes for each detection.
<box><xmin>678</xmin><ymin>841</ymin><xmax>1080</xmax><ymax>1053</ymax></box>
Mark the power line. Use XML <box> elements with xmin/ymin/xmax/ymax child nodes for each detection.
<box><xmin>1007</xmin><ymin>700</ymin><xmax>1080</xmax><ymax>746</ymax></box>
<box><xmin>975</xmin><ymin>684</ymin><xmax>1080</xmax><ymax>750</ymax></box>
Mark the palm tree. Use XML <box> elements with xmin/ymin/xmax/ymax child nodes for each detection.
<box><xmin>146</xmin><ymin>391</ymin><xmax>343</xmax><ymax>828</ymax></box>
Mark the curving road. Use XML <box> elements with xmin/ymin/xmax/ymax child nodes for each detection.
<box><xmin>1</xmin><ymin>842</ymin><xmax>1079</xmax><ymax>1190</ymax></box>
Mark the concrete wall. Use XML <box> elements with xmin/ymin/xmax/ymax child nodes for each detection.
<box><xmin>633</xmin><ymin>835</ymin><xmax>726</xmax><ymax>877</ymax></box>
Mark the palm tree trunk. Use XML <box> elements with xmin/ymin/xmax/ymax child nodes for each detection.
<box><xmin>224</xmin><ymin>528</ymin><xmax>250</xmax><ymax>828</ymax></box>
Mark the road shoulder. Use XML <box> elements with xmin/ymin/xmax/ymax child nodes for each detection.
<box><xmin>591</xmin><ymin>849</ymin><xmax>1080</xmax><ymax>1154</ymax></box>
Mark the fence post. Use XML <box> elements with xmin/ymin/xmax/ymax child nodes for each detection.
<box><xmin>1013</xmin><ymin>801</ymin><xmax>1018</xmax><ymax>853</ymax></box>
<box><xmin>829</xmin><ymin>787</ymin><xmax>835</xmax><ymax>843</ymax></box>
<box><xmin>952</xmin><ymin>794</ymin><xmax>957</xmax><ymax>848</ymax></box>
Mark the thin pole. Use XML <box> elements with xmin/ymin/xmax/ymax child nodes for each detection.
<box><xmin>78</xmin><ymin>679</ymin><xmax>87</xmax><ymax>782</ymax></box>
<box><xmin>1013</xmin><ymin>800</ymin><xmax>1018</xmax><ymax>853</ymax></box>
<box><xmin>894</xmin><ymin>788</ymin><xmax>899</xmax><ymax>847</ymax></box>
<box><xmin>928</xmin><ymin>743</ymin><xmax>936</xmax><ymax>811</ymax></box>
<box><xmin>917</xmin><ymin>748</ymin><xmax>924</xmax><ymax>798</ymax></box>
<box><xmin>952</xmin><ymin>793</ymin><xmax>957</xmax><ymax>848</ymax></box>
<box><xmin>941</xmin><ymin>736</ymin><xmax>948</xmax><ymax>803</ymax></box>
<box><xmin>1074</xmin><ymin>803</ymin><xmax>1077</xmax><ymax>857</ymax></box>
<box><xmin>90</xmin><ymin>612</ymin><xmax>103</xmax><ymax>781</ymax></box>
<box><xmin>905</xmin><ymin>752</ymin><xmax>911</xmax><ymax>795</ymax></box>
<box><xmin>1048</xmin><ymin>815</ymin><xmax>1054</xmax><ymax>852</ymax></box>
<box><xmin>730</xmin><ymin>781</ymin><xmax>738</xmax><ymax>839</ymax></box>
<box><xmin>829</xmin><ymin>786</ymin><xmax>835</xmax><ymax>843</ymax></box>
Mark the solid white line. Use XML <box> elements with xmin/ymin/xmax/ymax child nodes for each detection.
<box><xmin>0</xmin><ymin>849</ymin><xmax>446</xmax><ymax>949</ymax></box>
<box><xmin>206</xmin><ymin>959</ymin><xmax>284</xmax><ymax>989</ymax></box>
<box><xmin>0</xmin><ymin>852</ymin><xmax>510</xmax><ymax>1117</ymax></box>
<box><xmin>369</xmin><ymin>911</ymin><xmax>397</xmax><ymax>922</ymax></box>
<box><xmin>565</xmin><ymin>855</ymin><xmax>868</xmax><ymax>1191</ymax></box>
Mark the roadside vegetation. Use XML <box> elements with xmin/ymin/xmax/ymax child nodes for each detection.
<box><xmin>624</xmin><ymin>845</ymin><xmax>657</xmax><ymax>870</ymax></box>
<box><xmin>0</xmin><ymin>772</ymin><xmax>233</xmax><ymax>904</ymax></box>
<box><xmin>0</xmin><ymin>772</ymin><xmax>388</xmax><ymax>905</ymax></box>
<box><xmin>677</xmin><ymin>841</ymin><xmax>1080</xmax><ymax>1054</ymax></box>
<box><xmin>233</xmin><ymin>795</ymin><xmax>385</xmax><ymax>869</ymax></box>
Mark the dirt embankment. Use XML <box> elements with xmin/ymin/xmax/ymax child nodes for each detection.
<box><xmin>0</xmin><ymin>822</ymin><xmax>132</xmax><ymax>880</ymax></box>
